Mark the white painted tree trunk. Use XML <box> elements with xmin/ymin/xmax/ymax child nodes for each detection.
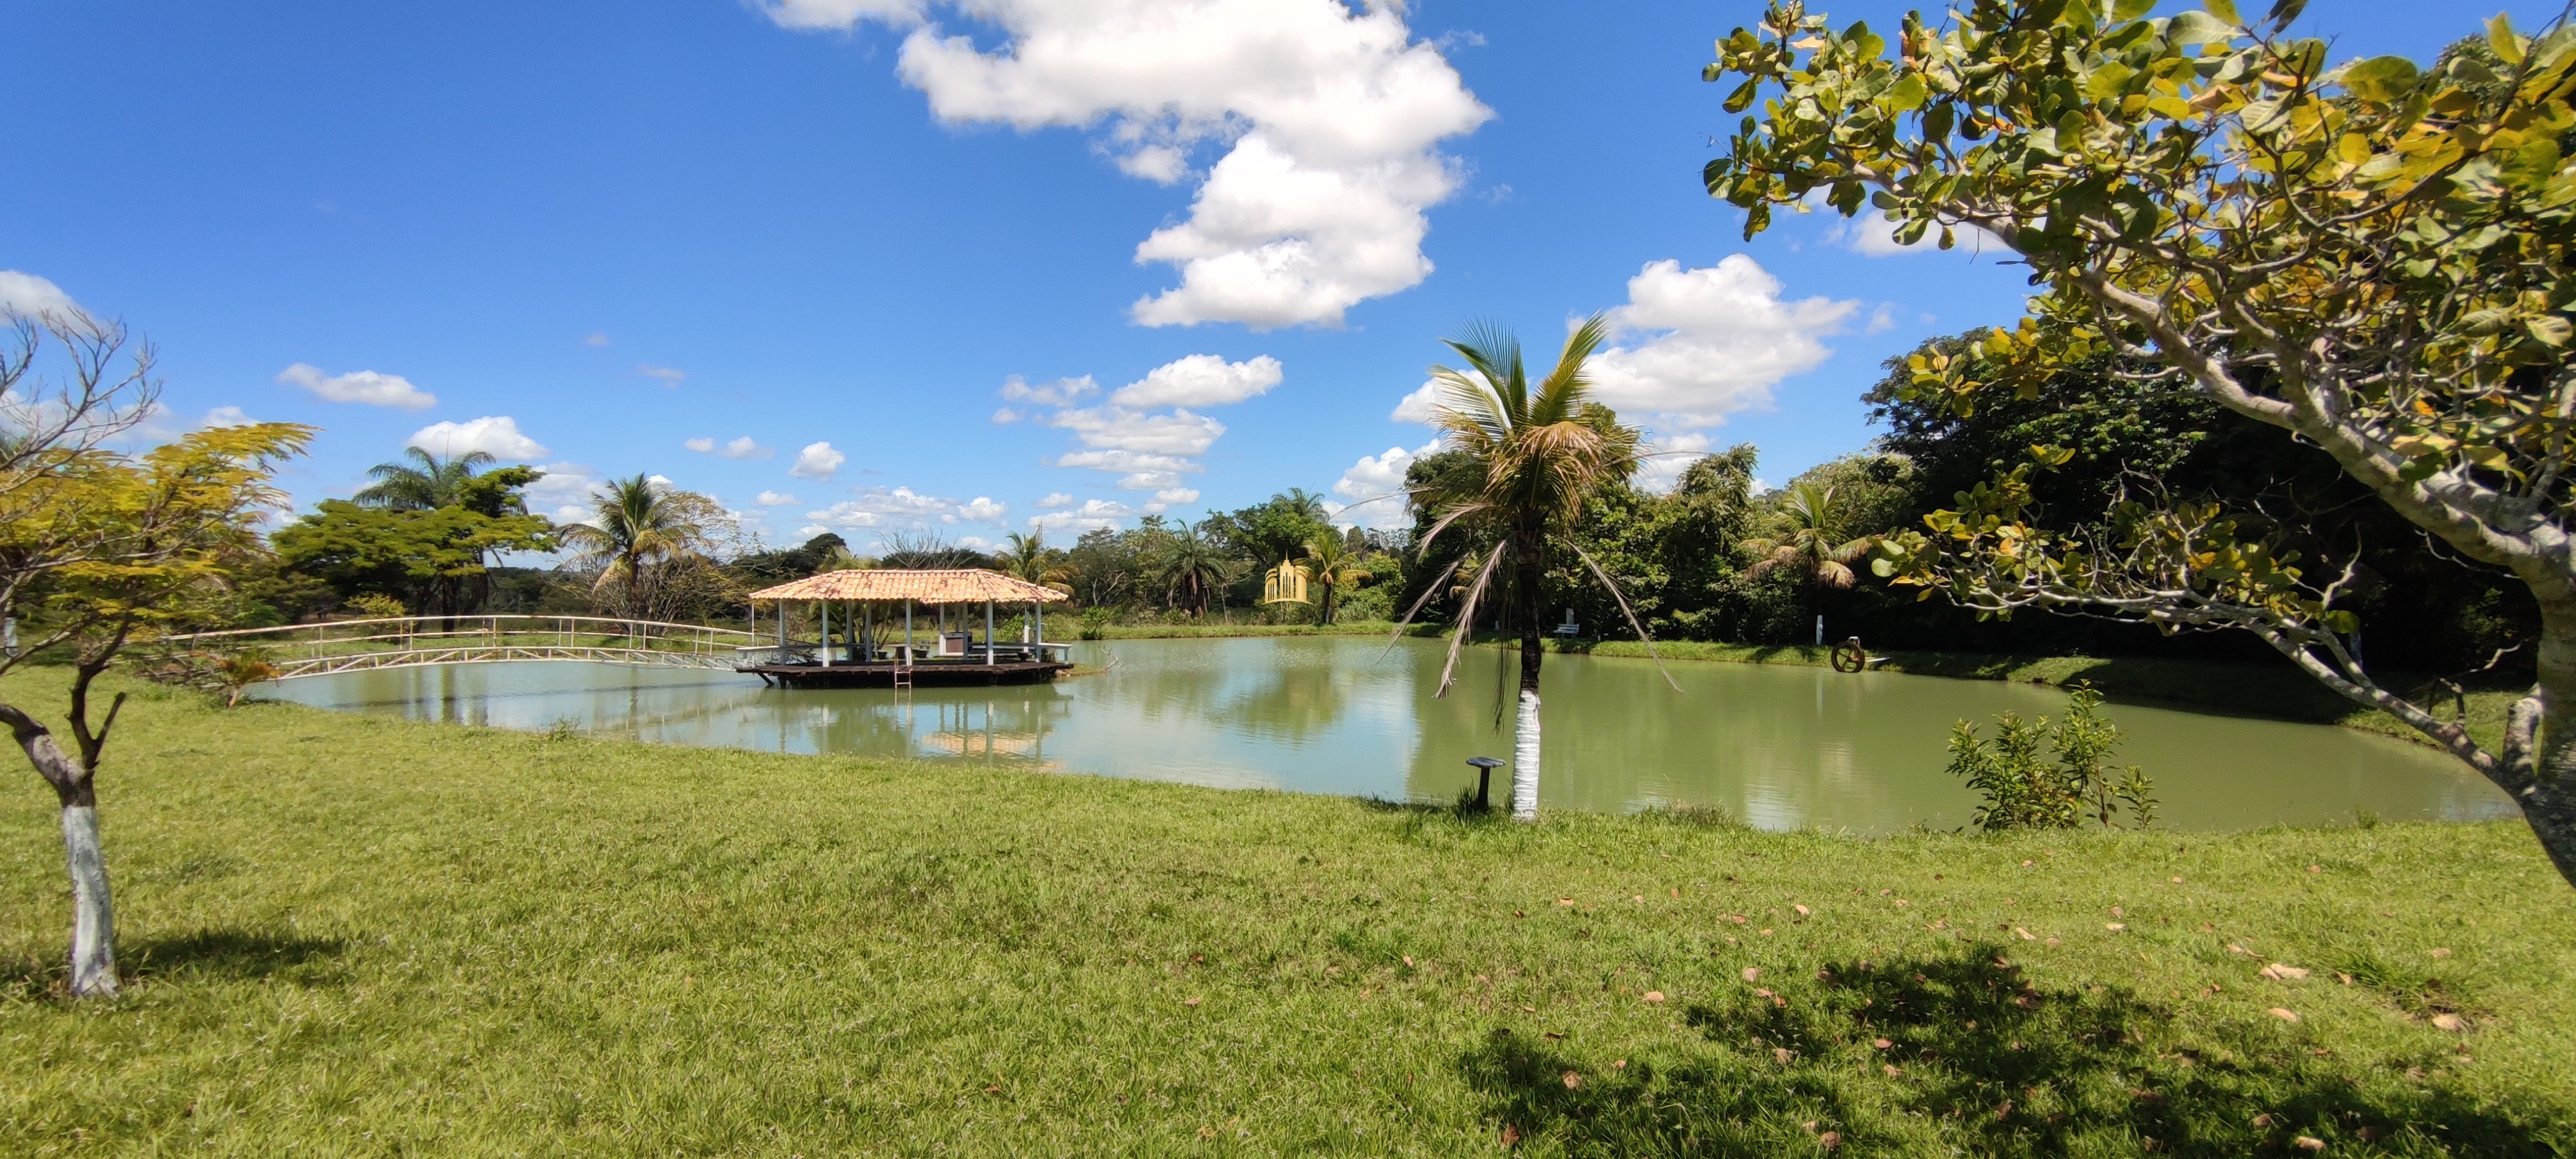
<box><xmin>1510</xmin><ymin>689</ymin><xmax>1542</xmax><ymax>821</ymax></box>
<box><xmin>59</xmin><ymin>805</ymin><xmax>116</xmax><ymax>997</ymax></box>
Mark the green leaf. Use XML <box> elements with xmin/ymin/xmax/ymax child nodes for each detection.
<box><xmin>2341</xmin><ymin>56</ymin><xmax>2421</xmax><ymax>103</ymax></box>
<box><xmin>2489</xmin><ymin>14</ymin><xmax>2525</xmax><ymax>66</ymax></box>
<box><xmin>1888</xmin><ymin>74</ymin><xmax>1928</xmax><ymax>111</ymax></box>
<box><xmin>2112</xmin><ymin>0</ymin><xmax>2155</xmax><ymax>21</ymax></box>
<box><xmin>2202</xmin><ymin>0</ymin><xmax>2240</xmax><ymax>27</ymax></box>
<box><xmin>1725</xmin><ymin>77</ymin><xmax>1760</xmax><ymax>113</ymax></box>
<box><xmin>2166</xmin><ymin>11</ymin><xmax>2233</xmax><ymax>44</ymax></box>
<box><xmin>2263</xmin><ymin>0</ymin><xmax>2308</xmax><ymax>31</ymax></box>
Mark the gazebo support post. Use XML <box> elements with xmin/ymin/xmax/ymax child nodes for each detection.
<box><xmin>985</xmin><ymin>599</ymin><xmax>994</xmax><ymax>668</ymax></box>
<box><xmin>820</xmin><ymin>600</ymin><xmax>833</xmax><ymax>667</ymax></box>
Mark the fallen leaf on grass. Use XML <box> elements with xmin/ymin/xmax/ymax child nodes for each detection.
<box><xmin>1558</xmin><ymin>898</ymin><xmax>1576</xmax><ymax>906</ymax></box>
<box><xmin>1561</xmin><ymin>1071</ymin><xmax>1581</xmax><ymax>1089</ymax></box>
<box><xmin>1819</xmin><ymin>1129</ymin><xmax>1842</xmax><ymax>1150</ymax></box>
<box><xmin>1611</xmin><ymin>1059</ymin><xmax>1627</xmax><ymax>1069</ymax></box>
<box><xmin>2105</xmin><ymin>922</ymin><xmax>2128</xmax><ymax>932</ymax></box>
<box><xmin>2295</xmin><ymin>1137</ymin><xmax>2325</xmax><ymax>1152</ymax></box>
<box><xmin>1544</xmin><ymin>1030</ymin><xmax>1565</xmax><ymax>1040</ymax></box>
<box><xmin>1183</xmin><ymin>997</ymin><xmax>1203</xmax><ymax>1007</ymax></box>
<box><xmin>2432</xmin><ymin>1013</ymin><xmax>2467</xmax><ymax>1032</ymax></box>
<box><xmin>1793</xmin><ymin>904</ymin><xmax>1811</xmax><ymax>917</ymax></box>
<box><xmin>1642</xmin><ymin>991</ymin><xmax>1666</xmax><ymax>1004</ymax></box>
<box><xmin>1773</xmin><ymin>1047</ymin><xmax>1794</xmax><ymax>1064</ymax></box>
<box><xmin>2307</xmin><ymin>864</ymin><xmax>2322</xmax><ymax>874</ymax></box>
<box><xmin>2014</xmin><ymin>927</ymin><xmax>2036</xmax><ymax>940</ymax></box>
<box><xmin>1743</xmin><ymin>967</ymin><xmax>1762</xmax><ymax>982</ymax></box>
<box><xmin>2268</xmin><ymin>1007</ymin><xmax>2300</xmax><ymax>1022</ymax></box>
<box><xmin>2260</xmin><ymin>963</ymin><xmax>2312</xmax><ymax>981</ymax></box>
<box><xmin>2431</xmin><ymin>947</ymin><xmax>2453</xmax><ymax>958</ymax></box>
<box><xmin>1883</xmin><ymin>1063</ymin><xmax>1902</xmax><ymax>1077</ymax></box>
<box><xmin>1500</xmin><ymin>1125</ymin><xmax>1520</xmax><ymax>1146</ymax></box>
<box><xmin>1873</xmin><ymin>1038</ymin><xmax>1893</xmax><ymax>1049</ymax></box>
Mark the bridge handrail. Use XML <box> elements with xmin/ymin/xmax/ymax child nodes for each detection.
<box><xmin>158</xmin><ymin>614</ymin><xmax>760</xmax><ymax>647</ymax></box>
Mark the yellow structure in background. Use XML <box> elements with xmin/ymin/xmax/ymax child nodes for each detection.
<box><xmin>1263</xmin><ymin>562</ymin><xmax>1310</xmax><ymax>606</ymax></box>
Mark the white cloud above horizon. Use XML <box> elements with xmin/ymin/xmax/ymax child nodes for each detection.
<box><xmin>0</xmin><ymin>271</ymin><xmax>82</xmax><ymax>319</ymax></box>
<box><xmin>755</xmin><ymin>489</ymin><xmax>800</xmax><ymax>506</ymax></box>
<box><xmin>637</xmin><ymin>363</ymin><xmax>687</xmax><ymax>386</ymax></box>
<box><xmin>762</xmin><ymin>0</ymin><xmax>1491</xmax><ymax>329</ymax></box>
<box><xmin>804</xmin><ymin>486</ymin><xmax>1009</xmax><ymax>531</ymax></box>
<box><xmin>1110</xmin><ymin>354</ymin><xmax>1282</xmax><ymax>408</ymax></box>
<box><xmin>1029</xmin><ymin>497</ymin><xmax>1134</xmax><ymax>533</ymax></box>
<box><xmin>686</xmin><ymin>435</ymin><xmax>775</xmax><ymax>460</ymax></box>
<box><xmin>407</xmin><ymin>415</ymin><xmax>548</xmax><ymax>460</ymax></box>
<box><xmin>1329</xmin><ymin>439</ymin><xmax>1437</xmax><ymax>531</ymax></box>
<box><xmin>1585</xmin><ymin>256</ymin><xmax>1859</xmax><ymax>428</ymax></box>
<box><xmin>1824</xmin><ymin>207</ymin><xmax>2009</xmax><ymax>258</ymax></box>
<box><xmin>279</xmin><ymin>362</ymin><xmax>438</xmax><ymax>411</ymax></box>
<box><xmin>788</xmin><ymin>441</ymin><xmax>846</xmax><ymax>480</ymax></box>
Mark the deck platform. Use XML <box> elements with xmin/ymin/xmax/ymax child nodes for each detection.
<box><xmin>736</xmin><ymin>660</ymin><xmax>1073</xmax><ymax>688</ymax></box>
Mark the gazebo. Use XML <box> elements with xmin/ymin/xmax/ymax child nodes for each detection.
<box><xmin>739</xmin><ymin>568</ymin><xmax>1071</xmax><ymax>688</ymax></box>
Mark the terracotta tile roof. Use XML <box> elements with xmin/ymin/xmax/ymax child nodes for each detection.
<box><xmin>746</xmin><ymin>568</ymin><xmax>1069</xmax><ymax>604</ymax></box>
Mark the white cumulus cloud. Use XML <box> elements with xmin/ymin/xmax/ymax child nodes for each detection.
<box><xmin>1390</xmin><ymin>380</ymin><xmax>1443</xmax><ymax>424</ymax></box>
<box><xmin>767</xmin><ymin>0</ymin><xmax>1490</xmax><ymax>329</ymax></box>
<box><xmin>957</xmin><ymin>496</ymin><xmax>1009</xmax><ymax>521</ymax></box>
<box><xmin>1029</xmin><ymin>498</ymin><xmax>1134</xmax><ymax>533</ymax></box>
<box><xmin>408</xmin><ymin>415</ymin><xmax>549</xmax><ymax>460</ymax></box>
<box><xmin>1585</xmin><ymin>257</ymin><xmax>1860</xmax><ymax>428</ymax></box>
<box><xmin>279</xmin><ymin>362</ymin><xmax>438</xmax><ymax>411</ymax></box>
<box><xmin>1635</xmin><ymin>432</ymin><xmax>1717</xmax><ymax>495</ymax></box>
<box><xmin>686</xmin><ymin>435</ymin><xmax>774</xmax><ymax>460</ymax></box>
<box><xmin>1330</xmin><ymin>439</ymin><xmax>1438</xmax><ymax>530</ymax></box>
<box><xmin>789</xmin><ymin>441</ymin><xmax>847</xmax><ymax>480</ymax></box>
<box><xmin>806</xmin><ymin>485</ymin><xmax>998</xmax><ymax>530</ymax></box>
<box><xmin>1037</xmin><ymin>492</ymin><xmax>1076</xmax><ymax>509</ymax></box>
<box><xmin>0</xmin><ymin>271</ymin><xmax>82</xmax><ymax>319</ymax></box>
<box><xmin>999</xmin><ymin>373</ymin><xmax>1099</xmax><ymax>408</ymax></box>
<box><xmin>755</xmin><ymin>489</ymin><xmax>801</xmax><ymax>506</ymax></box>
<box><xmin>199</xmin><ymin>406</ymin><xmax>257</xmax><ymax>428</ymax></box>
<box><xmin>1110</xmin><ymin>353</ymin><xmax>1282</xmax><ymax>408</ymax></box>
<box><xmin>1825</xmin><ymin>207</ymin><xmax>2008</xmax><ymax>257</ymax></box>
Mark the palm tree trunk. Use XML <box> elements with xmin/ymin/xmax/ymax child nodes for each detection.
<box><xmin>1510</xmin><ymin>547</ymin><xmax>1546</xmax><ymax>821</ymax></box>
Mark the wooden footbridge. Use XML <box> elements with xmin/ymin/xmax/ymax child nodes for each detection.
<box><xmin>150</xmin><ymin>615</ymin><xmax>764</xmax><ymax>682</ymax></box>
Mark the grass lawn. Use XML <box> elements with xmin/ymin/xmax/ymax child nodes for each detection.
<box><xmin>2</xmin><ymin>669</ymin><xmax>2570</xmax><ymax>1157</ymax></box>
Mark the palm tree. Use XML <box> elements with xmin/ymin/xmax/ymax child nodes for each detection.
<box><xmin>1744</xmin><ymin>480</ymin><xmax>1873</xmax><ymax>643</ymax></box>
<box><xmin>1403</xmin><ymin>313</ymin><xmax>1665</xmax><ymax>820</ymax></box>
<box><xmin>1302</xmin><ymin>529</ymin><xmax>1367</xmax><ymax>625</ymax></box>
<box><xmin>1001</xmin><ymin>531</ymin><xmax>1051</xmax><ymax>583</ymax></box>
<box><xmin>353</xmin><ymin>448</ymin><xmax>495</xmax><ymax>510</ymax></box>
<box><xmin>557</xmin><ymin>474</ymin><xmax>708</xmax><ymax>621</ymax></box>
<box><xmin>1157</xmin><ymin>525</ymin><xmax>1233</xmax><ymax>618</ymax></box>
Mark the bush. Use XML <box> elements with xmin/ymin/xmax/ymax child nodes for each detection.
<box><xmin>1943</xmin><ymin>684</ymin><xmax>2156</xmax><ymax>830</ymax></box>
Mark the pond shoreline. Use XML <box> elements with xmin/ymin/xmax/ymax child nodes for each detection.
<box><xmin>1084</xmin><ymin>620</ymin><xmax>2512</xmax><ymax>754</ymax></box>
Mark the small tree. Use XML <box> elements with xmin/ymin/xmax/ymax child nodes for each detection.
<box><xmin>1704</xmin><ymin>2</ymin><xmax>2576</xmax><ymax>883</ymax></box>
<box><xmin>0</xmin><ymin>314</ymin><xmax>311</xmax><ymax>996</ymax></box>
<box><xmin>1945</xmin><ymin>685</ymin><xmax>2157</xmax><ymax>830</ymax></box>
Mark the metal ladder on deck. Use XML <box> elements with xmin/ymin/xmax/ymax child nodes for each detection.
<box><xmin>894</xmin><ymin>653</ymin><xmax>914</xmax><ymax>691</ymax></box>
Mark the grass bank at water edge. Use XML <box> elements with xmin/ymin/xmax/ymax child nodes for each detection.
<box><xmin>2</xmin><ymin>671</ymin><xmax>2569</xmax><ymax>1155</ymax></box>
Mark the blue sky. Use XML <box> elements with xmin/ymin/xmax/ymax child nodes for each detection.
<box><xmin>3</xmin><ymin>0</ymin><xmax>2541</xmax><ymax>548</ymax></box>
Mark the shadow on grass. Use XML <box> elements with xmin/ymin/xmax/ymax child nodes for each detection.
<box><xmin>1460</xmin><ymin>942</ymin><xmax>2565</xmax><ymax>1157</ymax></box>
<box><xmin>127</xmin><ymin>928</ymin><xmax>351</xmax><ymax>985</ymax></box>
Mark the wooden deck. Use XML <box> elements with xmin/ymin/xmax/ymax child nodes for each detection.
<box><xmin>736</xmin><ymin>659</ymin><xmax>1073</xmax><ymax>688</ymax></box>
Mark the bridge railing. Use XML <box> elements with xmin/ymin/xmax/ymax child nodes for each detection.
<box><xmin>150</xmin><ymin>614</ymin><xmax>764</xmax><ymax>679</ymax></box>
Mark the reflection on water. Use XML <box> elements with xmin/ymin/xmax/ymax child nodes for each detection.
<box><xmin>264</xmin><ymin>636</ymin><xmax>2516</xmax><ymax>833</ymax></box>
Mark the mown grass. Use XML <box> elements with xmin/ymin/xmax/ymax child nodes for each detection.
<box><xmin>2</xmin><ymin>669</ymin><xmax>2570</xmax><ymax>1156</ymax></box>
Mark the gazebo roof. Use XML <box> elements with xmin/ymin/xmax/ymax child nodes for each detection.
<box><xmin>746</xmin><ymin>568</ymin><xmax>1068</xmax><ymax>605</ymax></box>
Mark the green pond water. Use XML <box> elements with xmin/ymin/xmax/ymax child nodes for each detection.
<box><xmin>262</xmin><ymin>635</ymin><xmax>2514</xmax><ymax>833</ymax></box>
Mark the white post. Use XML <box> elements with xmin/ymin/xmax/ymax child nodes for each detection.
<box><xmin>985</xmin><ymin>600</ymin><xmax>995</xmax><ymax>667</ymax></box>
<box><xmin>905</xmin><ymin>600</ymin><xmax>915</xmax><ymax>665</ymax></box>
<box><xmin>822</xmin><ymin>601</ymin><xmax>834</xmax><ymax>667</ymax></box>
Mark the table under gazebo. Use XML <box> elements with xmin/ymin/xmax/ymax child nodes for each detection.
<box><xmin>738</xmin><ymin>568</ymin><xmax>1073</xmax><ymax>688</ymax></box>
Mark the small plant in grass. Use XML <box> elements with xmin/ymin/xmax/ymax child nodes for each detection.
<box><xmin>1945</xmin><ymin>684</ymin><xmax>2155</xmax><ymax>830</ymax></box>
<box><xmin>1078</xmin><ymin>607</ymin><xmax>1115</xmax><ymax>640</ymax></box>
<box><xmin>214</xmin><ymin>648</ymin><xmax>279</xmax><ymax>708</ymax></box>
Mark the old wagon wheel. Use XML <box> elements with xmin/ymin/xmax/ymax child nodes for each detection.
<box><xmin>1829</xmin><ymin>636</ymin><xmax>1869</xmax><ymax>674</ymax></box>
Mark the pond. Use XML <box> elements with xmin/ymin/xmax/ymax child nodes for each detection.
<box><xmin>261</xmin><ymin>635</ymin><xmax>2515</xmax><ymax>833</ymax></box>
